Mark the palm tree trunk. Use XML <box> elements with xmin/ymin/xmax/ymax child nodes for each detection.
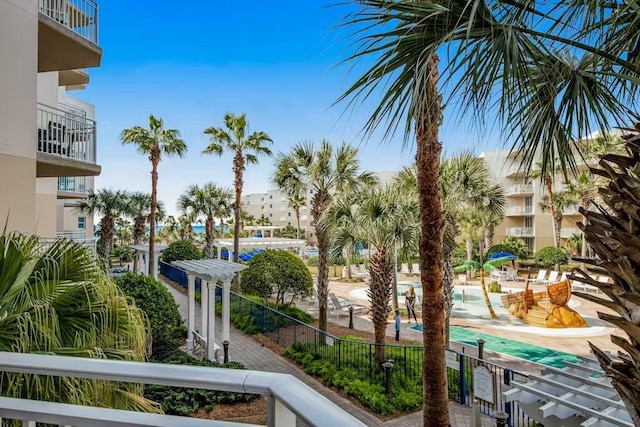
<box><xmin>233</xmin><ymin>151</ymin><xmax>243</xmax><ymax>264</ymax></box>
<box><xmin>416</xmin><ymin>52</ymin><xmax>449</xmax><ymax>427</ymax></box>
<box><xmin>133</xmin><ymin>218</ymin><xmax>145</xmax><ymax>272</ymax></box>
<box><xmin>555</xmin><ymin>212</ymin><xmax>563</xmax><ymax>250</ymax></box>
<box><xmin>443</xmin><ymin>219</ymin><xmax>457</xmax><ymax>348</ymax></box>
<box><xmin>466</xmin><ymin>238</ymin><xmax>473</xmax><ymax>261</ymax></box>
<box><xmin>149</xmin><ymin>158</ymin><xmax>159</xmax><ymax>277</ymax></box>
<box><xmin>368</xmin><ymin>247</ymin><xmax>393</xmax><ymax>366</ymax></box>
<box><xmin>316</xmin><ymin>224</ymin><xmax>330</xmax><ymax>332</ymax></box>
<box><xmin>219</xmin><ymin>218</ymin><xmax>225</xmax><ymax>237</ymax></box>
<box><xmin>205</xmin><ymin>217</ymin><xmax>214</xmax><ymax>258</ymax></box>
<box><xmin>295</xmin><ymin>209</ymin><xmax>301</xmax><ymax>240</ymax></box>
<box><xmin>99</xmin><ymin>216</ymin><xmax>115</xmax><ymax>271</ymax></box>
<box><xmin>346</xmin><ymin>247</ymin><xmax>352</xmax><ymax>279</ymax></box>
<box><xmin>580</xmin><ymin>210</ymin><xmax>587</xmax><ymax>270</ymax></box>
<box><xmin>545</xmin><ymin>177</ymin><xmax>559</xmax><ymax>247</ymax></box>
<box><xmin>478</xmin><ymin>241</ymin><xmax>497</xmax><ymax>319</ymax></box>
<box><xmin>484</xmin><ymin>226</ymin><xmax>493</xmax><ymax>250</ymax></box>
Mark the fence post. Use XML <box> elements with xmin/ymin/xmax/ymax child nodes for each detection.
<box><xmin>477</xmin><ymin>339</ymin><xmax>485</xmax><ymax>360</ymax></box>
<box><xmin>337</xmin><ymin>339</ymin><xmax>341</xmax><ymax>370</ymax></box>
<box><xmin>223</xmin><ymin>340</ymin><xmax>229</xmax><ymax>364</ymax></box>
<box><xmin>382</xmin><ymin>360</ymin><xmax>394</xmax><ymax>398</ymax></box>
<box><xmin>504</xmin><ymin>369</ymin><xmax>512</xmax><ymax>427</ymax></box>
<box><xmin>459</xmin><ymin>354</ymin><xmax>467</xmax><ymax>405</ymax></box>
<box><xmin>404</xmin><ymin>346</ymin><xmax>407</xmax><ymax>377</ymax></box>
<box><xmin>348</xmin><ymin>306</ymin><xmax>354</xmax><ymax>329</ymax></box>
<box><xmin>495</xmin><ymin>411</ymin><xmax>509</xmax><ymax>427</ymax></box>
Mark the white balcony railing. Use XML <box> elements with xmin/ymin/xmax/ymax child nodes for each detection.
<box><xmin>506</xmin><ymin>184</ymin><xmax>534</xmax><ymax>196</ymax></box>
<box><xmin>506</xmin><ymin>227</ymin><xmax>534</xmax><ymax>237</ymax></box>
<box><xmin>0</xmin><ymin>352</ymin><xmax>365</xmax><ymax>427</ymax></box>
<box><xmin>58</xmin><ymin>176</ymin><xmax>87</xmax><ymax>193</ymax></box>
<box><xmin>37</xmin><ymin>103</ymin><xmax>97</xmax><ymax>164</ymax></box>
<box><xmin>38</xmin><ymin>0</ymin><xmax>99</xmax><ymax>44</ymax></box>
<box><xmin>506</xmin><ymin>206</ymin><xmax>534</xmax><ymax>216</ymax></box>
<box><xmin>560</xmin><ymin>227</ymin><xmax>581</xmax><ymax>238</ymax></box>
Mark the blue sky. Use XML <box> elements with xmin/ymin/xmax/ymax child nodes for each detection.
<box><xmin>82</xmin><ymin>1</ymin><xmax>502</xmax><ymax>217</ymax></box>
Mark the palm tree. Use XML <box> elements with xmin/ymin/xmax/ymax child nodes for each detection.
<box><xmin>75</xmin><ymin>188</ymin><xmax>127</xmax><ymax>270</ymax></box>
<box><xmin>565</xmin><ymin>171</ymin><xmax>600</xmax><ymax>259</ymax></box>
<box><xmin>0</xmin><ymin>233</ymin><xmax>158</xmax><ymax>412</ymax></box>
<box><xmin>177</xmin><ymin>212</ymin><xmax>199</xmax><ymax>241</ymax></box>
<box><xmin>272</xmin><ymin>141</ymin><xmax>376</xmax><ymax>332</ymax></box>
<box><xmin>529</xmin><ymin>160</ymin><xmax>564</xmax><ymax>247</ymax></box>
<box><xmin>339</xmin><ymin>2</ymin><xmax>636</xmax><ymax>420</ymax></box>
<box><xmin>539</xmin><ymin>191</ymin><xmax>576</xmax><ymax>247</ymax></box>
<box><xmin>324</xmin><ymin>195</ymin><xmax>361</xmax><ymax>281</ymax></box>
<box><xmin>256</xmin><ymin>216</ymin><xmax>272</xmax><ymax>227</ymax></box>
<box><xmin>287</xmin><ymin>192</ymin><xmax>306</xmax><ymax>240</ymax></box>
<box><xmin>212</xmin><ymin>186</ymin><xmax>233</xmax><ymax>239</ymax></box>
<box><xmin>326</xmin><ymin>187</ymin><xmax>419</xmax><ymax>365</ymax></box>
<box><xmin>121</xmin><ymin>115</ymin><xmax>187</xmax><ymax>277</ymax></box>
<box><xmin>202</xmin><ymin>113</ymin><xmax>272</xmax><ymax>266</ymax></box>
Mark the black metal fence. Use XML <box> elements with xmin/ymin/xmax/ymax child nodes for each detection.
<box><xmin>161</xmin><ymin>262</ymin><xmax>538</xmax><ymax>426</ymax></box>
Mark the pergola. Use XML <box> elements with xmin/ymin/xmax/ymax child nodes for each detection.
<box><xmin>244</xmin><ymin>225</ymin><xmax>281</xmax><ymax>238</ymax></box>
<box><xmin>171</xmin><ymin>259</ymin><xmax>246</xmax><ymax>362</ymax></box>
<box><xmin>213</xmin><ymin>237</ymin><xmax>306</xmax><ymax>260</ymax></box>
<box><xmin>130</xmin><ymin>244</ymin><xmax>167</xmax><ymax>280</ymax></box>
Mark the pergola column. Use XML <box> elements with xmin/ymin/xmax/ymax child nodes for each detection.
<box><xmin>187</xmin><ymin>274</ymin><xmax>196</xmax><ymax>350</ymax></box>
<box><xmin>222</xmin><ymin>277</ymin><xmax>232</xmax><ymax>344</ymax></box>
<box><xmin>152</xmin><ymin>252</ymin><xmax>161</xmax><ymax>280</ymax></box>
<box><xmin>201</xmin><ymin>280</ymin><xmax>209</xmax><ymax>340</ymax></box>
<box><xmin>207</xmin><ymin>281</ymin><xmax>217</xmax><ymax>362</ymax></box>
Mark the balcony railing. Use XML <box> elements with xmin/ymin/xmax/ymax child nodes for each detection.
<box><xmin>40</xmin><ymin>236</ymin><xmax>97</xmax><ymax>253</ymax></box>
<box><xmin>506</xmin><ymin>206</ymin><xmax>534</xmax><ymax>216</ymax></box>
<box><xmin>561</xmin><ymin>227</ymin><xmax>581</xmax><ymax>238</ymax></box>
<box><xmin>506</xmin><ymin>227</ymin><xmax>534</xmax><ymax>237</ymax></box>
<box><xmin>58</xmin><ymin>176</ymin><xmax>87</xmax><ymax>193</ymax></box>
<box><xmin>0</xmin><ymin>352</ymin><xmax>364</xmax><ymax>427</ymax></box>
<box><xmin>38</xmin><ymin>0</ymin><xmax>99</xmax><ymax>44</ymax></box>
<box><xmin>37</xmin><ymin>103</ymin><xmax>96</xmax><ymax>164</ymax></box>
<box><xmin>506</xmin><ymin>184</ymin><xmax>534</xmax><ymax>196</ymax></box>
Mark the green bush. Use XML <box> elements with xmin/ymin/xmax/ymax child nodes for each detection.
<box><xmin>488</xmin><ymin>236</ymin><xmax>533</xmax><ymax>259</ymax></box>
<box><xmin>535</xmin><ymin>246</ymin><xmax>569</xmax><ymax>268</ymax></box>
<box><xmin>241</xmin><ymin>250</ymin><xmax>313</xmax><ymax>305</ymax></box>
<box><xmin>516</xmin><ymin>259</ymin><xmax>537</xmax><ymax>268</ymax></box>
<box><xmin>162</xmin><ymin>240</ymin><xmax>202</xmax><ymax>264</ymax></box>
<box><xmin>453</xmin><ymin>241</ymin><xmax>479</xmax><ymax>265</ymax></box>
<box><xmin>488</xmin><ymin>281</ymin><xmax>501</xmax><ymax>293</ymax></box>
<box><xmin>144</xmin><ymin>349</ymin><xmax>257</xmax><ymax>416</ymax></box>
<box><xmin>116</xmin><ymin>273</ymin><xmax>186</xmax><ymax>360</ymax></box>
<box><xmin>306</xmin><ymin>256</ymin><xmax>319</xmax><ymax>266</ymax></box>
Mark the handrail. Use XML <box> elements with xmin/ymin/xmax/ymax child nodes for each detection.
<box><xmin>38</xmin><ymin>0</ymin><xmax>99</xmax><ymax>44</ymax></box>
<box><xmin>37</xmin><ymin>103</ymin><xmax>96</xmax><ymax>164</ymax></box>
<box><xmin>0</xmin><ymin>352</ymin><xmax>365</xmax><ymax>427</ymax></box>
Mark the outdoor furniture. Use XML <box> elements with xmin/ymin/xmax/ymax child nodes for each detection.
<box><xmin>505</xmin><ymin>268</ymin><xmax>518</xmax><ymax>281</ymax></box>
<box><xmin>411</xmin><ymin>263</ymin><xmax>421</xmax><ymax>275</ymax></box>
<box><xmin>358</xmin><ymin>264</ymin><xmax>371</xmax><ymax>280</ymax></box>
<box><xmin>531</xmin><ymin>269</ymin><xmax>548</xmax><ymax>285</ymax></box>
<box><xmin>457</xmin><ymin>274</ymin><xmax>467</xmax><ymax>285</ymax></box>
<box><xmin>543</xmin><ymin>270</ymin><xmax>560</xmax><ymax>284</ymax></box>
<box><xmin>329</xmin><ymin>293</ymin><xmax>366</xmax><ymax>318</ymax></box>
<box><xmin>401</xmin><ymin>263</ymin><xmax>410</xmax><ymax>275</ymax></box>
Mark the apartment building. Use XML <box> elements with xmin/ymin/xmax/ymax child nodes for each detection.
<box><xmin>1</xmin><ymin>0</ymin><xmax>101</xmax><ymax>240</ymax></box>
<box><xmin>241</xmin><ymin>172</ymin><xmax>397</xmax><ymax>243</ymax></box>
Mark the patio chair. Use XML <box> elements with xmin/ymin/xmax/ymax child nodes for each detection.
<box><xmin>457</xmin><ymin>274</ymin><xmax>467</xmax><ymax>285</ymax></box>
<box><xmin>411</xmin><ymin>263</ymin><xmax>421</xmax><ymax>275</ymax></box>
<box><xmin>544</xmin><ymin>270</ymin><xmax>560</xmax><ymax>284</ymax></box>
<box><xmin>401</xmin><ymin>263</ymin><xmax>410</xmax><ymax>275</ymax></box>
<box><xmin>350</xmin><ymin>265</ymin><xmax>361</xmax><ymax>277</ymax></box>
<box><xmin>329</xmin><ymin>293</ymin><xmax>366</xmax><ymax>318</ymax></box>
<box><xmin>531</xmin><ymin>269</ymin><xmax>548</xmax><ymax>285</ymax></box>
<box><xmin>358</xmin><ymin>264</ymin><xmax>371</xmax><ymax>280</ymax></box>
<box><xmin>505</xmin><ymin>268</ymin><xmax>518</xmax><ymax>281</ymax></box>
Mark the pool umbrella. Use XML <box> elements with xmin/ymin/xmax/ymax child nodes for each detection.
<box><xmin>488</xmin><ymin>251</ymin><xmax>516</xmax><ymax>260</ymax></box>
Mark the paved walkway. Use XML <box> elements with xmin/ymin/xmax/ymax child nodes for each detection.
<box><xmin>162</xmin><ymin>280</ymin><xmax>495</xmax><ymax>426</ymax></box>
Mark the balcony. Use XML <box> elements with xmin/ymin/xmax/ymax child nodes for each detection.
<box><xmin>561</xmin><ymin>227</ymin><xmax>581</xmax><ymax>238</ymax></box>
<box><xmin>58</xmin><ymin>68</ymin><xmax>90</xmax><ymax>89</ymax></box>
<box><xmin>57</xmin><ymin>176</ymin><xmax>87</xmax><ymax>198</ymax></box>
<box><xmin>506</xmin><ymin>205</ymin><xmax>534</xmax><ymax>216</ymax></box>
<box><xmin>38</xmin><ymin>0</ymin><xmax>102</xmax><ymax>72</ymax></box>
<box><xmin>0</xmin><ymin>352</ymin><xmax>363</xmax><ymax>427</ymax></box>
<box><xmin>506</xmin><ymin>184</ymin><xmax>534</xmax><ymax>196</ymax></box>
<box><xmin>506</xmin><ymin>227</ymin><xmax>535</xmax><ymax>237</ymax></box>
<box><xmin>40</xmin><ymin>233</ymin><xmax>97</xmax><ymax>253</ymax></box>
<box><xmin>36</xmin><ymin>103</ymin><xmax>101</xmax><ymax>177</ymax></box>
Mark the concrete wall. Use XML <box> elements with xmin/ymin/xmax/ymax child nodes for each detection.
<box><xmin>0</xmin><ymin>0</ymin><xmax>38</xmax><ymax>233</ymax></box>
<box><xmin>35</xmin><ymin>178</ymin><xmax>57</xmax><ymax>237</ymax></box>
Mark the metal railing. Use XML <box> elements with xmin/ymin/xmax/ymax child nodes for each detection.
<box><xmin>161</xmin><ymin>262</ymin><xmax>538</xmax><ymax>426</ymax></box>
<box><xmin>560</xmin><ymin>227</ymin><xmax>581</xmax><ymax>238</ymax></box>
<box><xmin>506</xmin><ymin>184</ymin><xmax>534</xmax><ymax>195</ymax></box>
<box><xmin>57</xmin><ymin>176</ymin><xmax>87</xmax><ymax>193</ymax></box>
<box><xmin>506</xmin><ymin>227</ymin><xmax>534</xmax><ymax>237</ymax></box>
<box><xmin>38</xmin><ymin>0</ymin><xmax>99</xmax><ymax>44</ymax></box>
<box><xmin>56</xmin><ymin>230</ymin><xmax>87</xmax><ymax>239</ymax></box>
<box><xmin>37</xmin><ymin>103</ymin><xmax>97</xmax><ymax>164</ymax></box>
<box><xmin>0</xmin><ymin>352</ymin><xmax>365</xmax><ymax>427</ymax></box>
<box><xmin>506</xmin><ymin>206</ymin><xmax>534</xmax><ymax>216</ymax></box>
<box><xmin>41</xmin><ymin>235</ymin><xmax>97</xmax><ymax>253</ymax></box>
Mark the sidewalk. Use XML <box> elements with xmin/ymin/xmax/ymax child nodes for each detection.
<box><xmin>162</xmin><ymin>280</ymin><xmax>495</xmax><ymax>426</ymax></box>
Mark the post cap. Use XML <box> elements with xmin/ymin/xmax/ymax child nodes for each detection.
<box><xmin>494</xmin><ymin>411</ymin><xmax>509</xmax><ymax>420</ymax></box>
<box><xmin>477</xmin><ymin>339</ymin><xmax>486</xmax><ymax>345</ymax></box>
<box><xmin>223</xmin><ymin>340</ymin><xmax>229</xmax><ymax>345</ymax></box>
<box><xmin>382</xmin><ymin>361</ymin><xmax>394</xmax><ymax>369</ymax></box>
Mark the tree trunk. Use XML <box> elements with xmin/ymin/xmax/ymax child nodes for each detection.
<box><xmin>232</xmin><ymin>150</ymin><xmax>244</xmax><ymax>292</ymax></box>
<box><xmin>368</xmin><ymin>247</ymin><xmax>393</xmax><ymax>366</ymax></box>
<box><xmin>392</xmin><ymin>246</ymin><xmax>399</xmax><ymax>310</ymax></box>
<box><xmin>219</xmin><ymin>218</ymin><xmax>225</xmax><ymax>237</ymax></box>
<box><xmin>98</xmin><ymin>216</ymin><xmax>115</xmax><ymax>271</ymax></box>
<box><xmin>295</xmin><ymin>209</ymin><xmax>301</xmax><ymax>240</ymax></box>
<box><xmin>484</xmin><ymin>226</ymin><xmax>494</xmax><ymax>251</ymax></box>
<box><xmin>466</xmin><ymin>238</ymin><xmax>473</xmax><ymax>261</ymax></box>
<box><xmin>133</xmin><ymin>217</ymin><xmax>145</xmax><ymax>272</ymax></box>
<box><xmin>346</xmin><ymin>247</ymin><xmax>352</xmax><ymax>279</ymax></box>
<box><xmin>545</xmin><ymin>177</ymin><xmax>559</xmax><ymax>247</ymax></box>
<box><xmin>205</xmin><ymin>217</ymin><xmax>214</xmax><ymax>258</ymax></box>
<box><xmin>443</xmin><ymin>218</ymin><xmax>457</xmax><ymax>348</ymax></box>
<box><xmin>554</xmin><ymin>212</ymin><xmax>563</xmax><ymax>250</ymax></box>
<box><xmin>478</xmin><ymin>240</ymin><xmax>497</xmax><ymax>319</ymax></box>
<box><xmin>312</xmin><ymin>191</ymin><xmax>331</xmax><ymax>332</ymax></box>
<box><xmin>149</xmin><ymin>157</ymin><xmax>159</xmax><ymax>277</ymax></box>
<box><xmin>416</xmin><ymin>52</ymin><xmax>449</xmax><ymax>427</ymax></box>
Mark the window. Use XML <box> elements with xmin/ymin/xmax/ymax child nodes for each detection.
<box><xmin>77</xmin><ymin>217</ymin><xmax>86</xmax><ymax>229</ymax></box>
<box><xmin>261</xmin><ymin>197</ymin><xmax>264</xmax><ymax>202</ymax></box>
<box><xmin>310</xmin><ymin>221</ymin><xmax>315</xmax><ymax>226</ymax></box>
<box><xmin>288</xmin><ymin>212</ymin><xmax>291</xmax><ymax>217</ymax></box>
<box><xmin>270</xmin><ymin>204</ymin><xmax>272</xmax><ymax>209</ymax></box>
<box><xmin>270</xmin><ymin>195</ymin><xmax>273</xmax><ymax>199</ymax></box>
<box><xmin>269</xmin><ymin>213</ymin><xmax>273</xmax><ymax>217</ymax></box>
<box><xmin>288</xmin><ymin>222</ymin><xmax>291</xmax><ymax>226</ymax></box>
<box><xmin>310</xmin><ymin>233</ymin><xmax>314</xmax><ymax>237</ymax></box>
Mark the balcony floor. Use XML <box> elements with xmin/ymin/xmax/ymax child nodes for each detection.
<box><xmin>37</xmin><ymin>153</ymin><xmax>101</xmax><ymax>177</ymax></box>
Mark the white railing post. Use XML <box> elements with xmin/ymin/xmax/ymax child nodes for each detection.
<box><xmin>207</xmin><ymin>281</ymin><xmax>216</xmax><ymax>362</ymax></box>
<box><xmin>222</xmin><ymin>278</ymin><xmax>231</xmax><ymax>344</ymax></box>
<box><xmin>267</xmin><ymin>396</ymin><xmax>296</xmax><ymax>427</ymax></box>
<box><xmin>201</xmin><ymin>281</ymin><xmax>209</xmax><ymax>341</ymax></box>
<box><xmin>187</xmin><ymin>274</ymin><xmax>195</xmax><ymax>350</ymax></box>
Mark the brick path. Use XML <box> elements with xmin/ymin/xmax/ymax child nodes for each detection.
<box><xmin>162</xmin><ymin>280</ymin><xmax>495</xmax><ymax>426</ymax></box>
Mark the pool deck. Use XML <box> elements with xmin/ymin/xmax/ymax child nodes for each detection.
<box><xmin>316</xmin><ymin>275</ymin><xmax>622</xmax><ymax>374</ymax></box>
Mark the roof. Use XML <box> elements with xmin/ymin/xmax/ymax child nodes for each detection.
<box><xmin>171</xmin><ymin>259</ymin><xmax>247</xmax><ymax>282</ymax></box>
<box><xmin>213</xmin><ymin>237</ymin><xmax>306</xmax><ymax>249</ymax></box>
<box><xmin>244</xmin><ymin>226</ymin><xmax>282</xmax><ymax>230</ymax></box>
<box><xmin>130</xmin><ymin>244</ymin><xmax>168</xmax><ymax>253</ymax></box>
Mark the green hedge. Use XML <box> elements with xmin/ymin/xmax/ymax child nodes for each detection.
<box><xmin>162</xmin><ymin>240</ymin><xmax>202</xmax><ymax>264</ymax></box>
<box><xmin>116</xmin><ymin>273</ymin><xmax>186</xmax><ymax>360</ymax></box>
<box><xmin>535</xmin><ymin>246</ymin><xmax>569</xmax><ymax>267</ymax></box>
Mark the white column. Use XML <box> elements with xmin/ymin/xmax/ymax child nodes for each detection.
<box><xmin>207</xmin><ymin>281</ymin><xmax>217</xmax><ymax>362</ymax></box>
<box><xmin>153</xmin><ymin>252</ymin><xmax>161</xmax><ymax>280</ymax></box>
<box><xmin>272</xmin><ymin>398</ymin><xmax>296</xmax><ymax>427</ymax></box>
<box><xmin>222</xmin><ymin>277</ymin><xmax>231</xmax><ymax>344</ymax></box>
<box><xmin>217</xmin><ymin>245</ymin><xmax>221</xmax><ymax>259</ymax></box>
<box><xmin>201</xmin><ymin>280</ymin><xmax>209</xmax><ymax>341</ymax></box>
<box><xmin>187</xmin><ymin>274</ymin><xmax>195</xmax><ymax>350</ymax></box>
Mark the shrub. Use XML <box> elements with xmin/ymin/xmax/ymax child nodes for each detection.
<box><xmin>144</xmin><ymin>349</ymin><xmax>257</xmax><ymax>416</ymax></box>
<box><xmin>488</xmin><ymin>281</ymin><xmax>501</xmax><ymax>293</ymax></box>
<box><xmin>241</xmin><ymin>250</ymin><xmax>313</xmax><ymax>305</ymax></box>
<box><xmin>535</xmin><ymin>246</ymin><xmax>569</xmax><ymax>268</ymax></box>
<box><xmin>306</xmin><ymin>256</ymin><xmax>319</xmax><ymax>266</ymax></box>
<box><xmin>453</xmin><ymin>241</ymin><xmax>479</xmax><ymax>265</ymax></box>
<box><xmin>488</xmin><ymin>236</ymin><xmax>532</xmax><ymax>259</ymax></box>
<box><xmin>162</xmin><ymin>240</ymin><xmax>202</xmax><ymax>264</ymax></box>
<box><xmin>116</xmin><ymin>273</ymin><xmax>186</xmax><ymax>360</ymax></box>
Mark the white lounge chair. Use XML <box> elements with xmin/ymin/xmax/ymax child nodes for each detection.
<box><xmin>531</xmin><ymin>269</ymin><xmax>548</xmax><ymax>285</ymax></box>
<box><xmin>543</xmin><ymin>270</ymin><xmax>560</xmax><ymax>284</ymax></box>
<box><xmin>401</xmin><ymin>263</ymin><xmax>410</xmax><ymax>275</ymax></box>
<box><xmin>411</xmin><ymin>263</ymin><xmax>421</xmax><ymax>275</ymax></box>
<box><xmin>350</xmin><ymin>265</ymin><xmax>360</xmax><ymax>277</ymax></box>
<box><xmin>329</xmin><ymin>293</ymin><xmax>366</xmax><ymax>318</ymax></box>
<box><xmin>358</xmin><ymin>264</ymin><xmax>371</xmax><ymax>279</ymax></box>
<box><xmin>505</xmin><ymin>268</ymin><xmax>518</xmax><ymax>281</ymax></box>
<box><xmin>457</xmin><ymin>274</ymin><xmax>467</xmax><ymax>285</ymax></box>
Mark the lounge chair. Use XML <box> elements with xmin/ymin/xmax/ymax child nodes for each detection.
<box><xmin>457</xmin><ymin>274</ymin><xmax>467</xmax><ymax>285</ymax></box>
<box><xmin>411</xmin><ymin>263</ymin><xmax>421</xmax><ymax>275</ymax></box>
<box><xmin>505</xmin><ymin>268</ymin><xmax>518</xmax><ymax>282</ymax></box>
<box><xmin>543</xmin><ymin>270</ymin><xmax>560</xmax><ymax>284</ymax></box>
<box><xmin>329</xmin><ymin>293</ymin><xmax>366</xmax><ymax>318</ymax></box>
<box><xmin>306</xmin><ymin>287</ymin><xmax>318</xmax><ymax>305</ymax></box>
<box><xmin>531</xmin><ymin>269</ymin><xmax>548</xmax><ymax>285</ymax></box>
<box><xmin>401</xmin><ymin>263</ymin><xmax>410</xmax><ymax>275</ymax></box>
<box><xmin>358</xmin><ymin>264</ymin><xmax>371</xmax><ymax>280</ymax></box>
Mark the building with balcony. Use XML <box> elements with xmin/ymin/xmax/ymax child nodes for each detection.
<box><xmin>1</xmin><ymin>0</ymin><xmax>101</xmax><ymax>239</ymax></box>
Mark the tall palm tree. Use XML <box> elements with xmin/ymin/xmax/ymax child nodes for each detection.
<box><xmin>324</xmin><ymin>195</ymin><xmax>360</xmax><ymax>281</ymax></box>
<box><xmin>273</xmin><ymin>141</ymin><xmax>376</xmax><ymax>332</ymax></box>
<box><xmin>75</xmin><ymin>188</ymin><xmax>127</xmax><ymax>270</ymax></box>
<box><xmin>339</xmin><ymin>1</ymin><xmax>636</xmax><ymax>420</ymax></box>
<box><xmin>529</xmin><ymin>160</ymin><xmax>564</xmax><ymax>247</ymax></box>
<box><xmin>539</xmin><ymin>191</ymin><xmax>576</xmax><ymax>247</ymax></box>
<box><xmin>325</xmin><ymin>187</ymin><xmax>419</xmax><ymax>365</ymax></box>
<box><xmin>126</xmin><ymin>192</ymin><xmax>166</xmax><ymax>248</ymax></box>
<box><xmin>211</xmin><ymin>186</ymin><xmax>233</xmax><ymax>239</ymax></box>
<box><xmin>121</xmin><ymin>115</ymin><xmax>187</xmax><ymax>277</ymax></box>
<box><xmin>202</xmin><ymin>113</ymin><xmax>272</xmax><ymax>266</ymax></box>
<box><xmin>0</xmin><ymin>233</ymin><xmax>158</xmax><ymax>412</ymax></box>
<box><xmin>256</xmin><ymin>216</ymin><xmax>272</xmax><ymax>227</ymax></box>
<box><xmin>565</xmin><ymin>171</ymin><xmax>601</xmax><ymax>259</ymax></box>
<box><xmin>287</xmin><ymin>192</ymin><xmax>306</xmax><ymax>240</ymax></box>
<box><xmin>177</xmin><ymin>212</ymin><xmax>199</xmax><ymax>241</ymax></box>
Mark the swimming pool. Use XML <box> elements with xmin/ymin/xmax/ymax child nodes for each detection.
<box><xmin>396</xmin><ymin>282</ymin><xmax>506</xmax><ymax>307</ymax></box>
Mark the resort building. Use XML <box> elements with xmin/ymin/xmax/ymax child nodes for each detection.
<box><xmin>0</xmin><ymin>0</ymin><xmax>101</xmax><ymax>241</ymax></box>
<box><xmin>241</xmin><ymin>172</ymin><xmax>396</xmax><ymax>243</ymax></box>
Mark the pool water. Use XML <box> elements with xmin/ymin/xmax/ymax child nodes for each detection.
<box><xmin>397</xmin><ymin>282</ymin><xmax>505</xmax><ymax>307</ymax></box>
<box><xmin>409</xmin><ymin>324</ymin><xmax>579</xmax><ymax>368</ymax></box>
